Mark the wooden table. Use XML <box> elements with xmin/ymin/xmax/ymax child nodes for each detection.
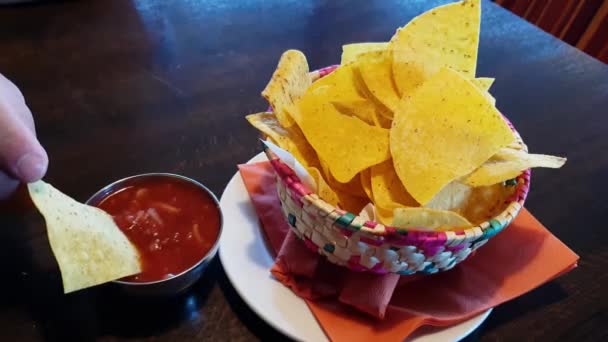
<box><xmin>1</xmin><ymin>0</ymin><xmax>606</xmax><ymax>340</ymax></box>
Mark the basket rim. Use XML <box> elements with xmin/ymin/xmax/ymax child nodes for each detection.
<box><xmin>265</xmin><ymin>65</ymin><xmax>531</xmax><ymax>239</ymax></box>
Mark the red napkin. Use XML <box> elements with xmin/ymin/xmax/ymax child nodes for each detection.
<box><xmin>239</xmin><ymin>162</ymin><xmax>578</xmax><ymax>341</ymax></box>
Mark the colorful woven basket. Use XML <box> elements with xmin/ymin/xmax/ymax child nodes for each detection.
<box><xmin>265</xmin><ymin>65</ymin><xmax>531</xmax><ymax>275</ymax></box>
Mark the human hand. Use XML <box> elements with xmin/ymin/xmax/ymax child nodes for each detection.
<box><xmin>0</xmin><ymin>73</ymin><xmax>48</xmax><ymax>199</ymax></box>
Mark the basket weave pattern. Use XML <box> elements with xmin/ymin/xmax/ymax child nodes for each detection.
<box><xmin>265</xmin><ymin>66</ymin><xmax>531</xmax><ymax>275</ymax></box>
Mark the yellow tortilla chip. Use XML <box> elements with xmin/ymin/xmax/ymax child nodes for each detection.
<box><xmin>319</xmin><ymin>159</ymin><xmax>367</xmax><ymax>198</ymax></box>
<box><xmin>340</xmin><ymin>197</ymin><xmax>368</xmax><ymax>215</ymax></box>
<box><xmin>472</xmin><ymin>77</ymin><xmax>496</xmax><ymax>105</ymax></box>
<box><xmin>425</xmin><ymin>181</ymin><xmax>473</xmax><ymax>211</ymax></box>
<box><xmin>360</xmin><ymin>169</ymin><xmax>374</xmax><ymax>201</ymax></box>
<box><xmin>463</xmin><ymin>148</ymin><xmax>566</xmax><ymax>186</ymax></box>
<box><xmin>309</xmin><ymin>166</ymin><xmax>359</xmax><ymax>211</ymax></box>
<box><xmin>305</xmin><ymin>63</ymin><xmax>367</xmax><ymax>105</ymax></box>
<box><xmin>295</xmin><ymin>87</ymin><xmax>391</xmax><ymax>183</ymax></box>
<box><xmin>372</xmin><ymin>109</ymin><xmax>392</xmax><ymax>128</ymax></box>
<box><xmin>262</xmin><ymin>50</ymin><xmax>311</xmax><ymax>128</ymax></box>
<box><xmin>389</xmin><ymin>0</ymin><xmax>481</xmax><ymax>95</ymax></box>
<box><xmin>28</xmin><ymin>181</ymin><xmax>141</xmax><ymax>293</ymax></box>
<box><xmin>307</xmin><ymin>166</ymin><xmax>339</xmax><ymax>206</ymax></box>
<box><xmin>472</xmin><ymin>77</ymin><xmax>495</xmax><ymax>92</ymax></box>
<box><xmin>371</xmin><ymin>160</ymin><xmax>418</xmax><ymax>209</ymax></box>
<box><xmin>425</xmin><ymin>181</ymin><xmax>514</xmax><ymax>224</ymax></box>
<box><xmin>390</xmin><ymin>68</ymin><xmax>514</xmax><ymax>205</ymax></box>
<box><xmin>356</xmin><ymin>51</ymin><xmax>401</xmax><ymax>117</ymax></box>
<box><xmin>334</xmin><ymin>69</ymin><xmax>394</xmax><ymax>126</ymax></box>
<box><xmin>482</xmin><ymin>91</ymin><xmax>496</xmax><ymax>106</ymax></box>
<box><xmin>307</xmin><ymin>166</ymin><xmax>367</xmax><ymax>214</ymax></box>
<box><xmin>389</xmin><ymin>52</ymin><xmax>428</xmax><ymax>98</ymax></box>
<box><xmin>245</xmin><ymin>112</ymin><xmax>319</xmax><ymax>168</ymax></box>
<box><xmin>393</xmin><ymin>207</ymin><xmax>472</xmax><ymax>231</ymax></box>
<box><xmin>266</xmin><ymin>136</ymin><xmax>280</xmax><ymax>146</ymax></box>
<box><xmin>332</xmin><ymin>99</ymin><xmax>378</xmax><ymax>125</ymax></box>
<box><xmin>341</xmin><ymin>42</ymin><xmax>388</xmax><ymax>65</ymax></box>
<box><xmin>375</xmin><ymin>205</ymin><xmax>395</xmax><ymax>225</ymax></box>
<box><xmin>507</xmin><ymin>140</ymin><xmax>527</xmax><ymax>151</ymax></box>
<box><xmin>461</xmin><ymin>183</ymin><xmax>514</xmax><ymax>224</ymax></box>
<box><xmin>335</xmin><ymin>99</ymin><xmax>391</xmax><ymax>129</ymax></box>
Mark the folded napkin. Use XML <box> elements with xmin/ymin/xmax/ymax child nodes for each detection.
<box><xmin>239</xmin><ymin>161</ymin><xmax>578</xmax><ymax>341</ymax></box>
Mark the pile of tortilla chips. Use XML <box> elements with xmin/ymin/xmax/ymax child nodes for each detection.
<box><xmin>247</xmin><ymin>0</ymin><xmax>566</xmax><ymax>231</ymax></box>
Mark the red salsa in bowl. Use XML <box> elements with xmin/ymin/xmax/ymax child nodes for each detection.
<box><xmin>89</xmin><ymin>174</ymin><xmax>222</xmax><ymax>284</ymax></box>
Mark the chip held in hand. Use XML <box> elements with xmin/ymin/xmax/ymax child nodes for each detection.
<box><xmin>28</xmin><ymin>180</ymin><xmax>141</xmax><ymax>293</ymax></box>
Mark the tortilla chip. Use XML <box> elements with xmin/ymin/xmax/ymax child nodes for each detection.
<box><xmin>507</xmin><ymin>140</ymin><xmax>528</xmax><ymax>151</ymax></box>
<box><xmin>262</xmin><ymin>50</ymin><xmax>311</xmax><ymax>128</ymax></box>
<box><xmin>334</xmin><ymin>99</ymin><xmax>392</xmax><ymax>129</ymax></box>
<box><xmin>266</xmin><ymin>136</ymin><xmax>280</xmax><ymax>146</ymax></box>
<box><xmin>389</xmin><ymin>52</ymin><xmax>428</xmax><ymax>98</ymax></box>
<box><xmin>332</xmin><ymin>99</ymin><xmax>378</xmax><ymax>125</ymax></box>
<box><xmin>296</xmin><ymin>87</ymin><xmax>391</xmax><ymax>183</ymax></box>
<box><xmin>472</xmin><ymin>77</ymin><xmax>495</xmax><ymax>92</ymax></box>
<box><xmin>471</xmin><ymin>77</ymin><xmax>496</xmax><ymax>105</ymax></box>
<box><xmin>337</xmin><ymin>194</ymin><xmax>368</xmax><ymax>215</ymax></box>
<box><xmin>390</xmin><ymin>67</ymin><xmax>514</xmax><ymax>205</ymax></box>
<box><xmin>482</xmin><ymin>91</ymin><xmax>496</xmax><ymax>106</ymax></box>
<box><xmin>371</xmin><ymin>160</ymin><xmax>418</xmax><ymax>209</ymax></box>
<box><xmin>342</xmin><ymin>67</ymin><xmax>395</xmax><ymax>126</ymax></box>
<box><xmin>425</xmin><ymin>181</ymin><xmax>473</xmax><ymax>211</ymax></box>
<box><xmin>246</xmin><ymin>112</ymin><xmax>319</xmax><ymax>168</ymax></box>
<box><xmin>461</xmin><ymin>183</ymin><xmax>515</xmax><ymax>224</ymax></box>
<box><xmin>463</xmin><ymin>148</ymin><xmax>566</xmax><ymax>186</ymax></box>
<box><xmin>393</xmin><ymin>207</ymin><xmax>472</xmax><ymax>231</ymax></box>
<box><xmin>307</xmin><ymin>166</ymin><xmax>366</xmax><ymax>214</ymax></box>
<box><xmin>360</xmin><ymin>168</ymin><xmax>374</xmax><ymax>201</ymax></box>
<box><xmin>376</xmin><ymin>205</ymin><xmax>395</xmax><ymax>225</ymax></box>
<box><xmin>341</xmin><ymin>42</ymin><xmax>388</xmax><ymax>65</ymax></box>
<box><xmin>389</xmin><ymin>0</ymin><xmax>481</xmax><ymax>94</ymax></box>
<box><xmin>356</xmin><ymin>51</ymin><xmax>401</xmax><ymax>117</ymax></box>
<box><xmin>319</xmin><ymin>159</ymin><xmax>367</xmax><ymax>198</ymax></box>
<box><xmin>425</xmin><ymin>181</ymin><xmax>514</xmax><ymax>224</ymax></box>
<box><xmin>307</xmin><ymin>166</ymin><xmax>339</xmax><ymax>206</ymax></box>
<box><xmin>28</xmin><ymin>181</ymin><xmax>141</xmax><ymax>293</ymax></box>
<box><xmin>372</xmin><ymin>109</ymin><xmax>393</xmax><ymax>128</ymax></box>
<box><xmin>304</xmin><ymin>63</ymin><xmax>367</xmax><ymax>107</ymax></box>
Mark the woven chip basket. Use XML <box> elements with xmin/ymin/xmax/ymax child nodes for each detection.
<box><xmin>265</xmin><ymin>65</ymin><xmax>531</xmax><ymax>275</ymax></box>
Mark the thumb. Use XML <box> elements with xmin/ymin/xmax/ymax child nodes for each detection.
<box><xmin>0</xmin><ymin>109</ymin><xmax>48</xmax><ymax>183</ymax></box>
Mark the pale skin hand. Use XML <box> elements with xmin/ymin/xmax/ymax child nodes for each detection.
<box><xmin>0</xmin><ymin>73</ymin><xmax>48</xmax><ymax>199</ymax></box>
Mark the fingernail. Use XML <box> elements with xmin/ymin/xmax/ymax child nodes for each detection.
<box><xmin>15</xmin><ymin>153</ymin><xmax>47</xmax><ymax>182</ymax></box>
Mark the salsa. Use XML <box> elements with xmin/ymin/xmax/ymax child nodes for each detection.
<box><xmin>96</xmin><ymin>177</ymin><xmax>221</xmax><ymax>282</ymax></box>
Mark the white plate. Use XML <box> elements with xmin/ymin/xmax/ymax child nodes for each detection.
<box><xmin>219</xmin><ymin>153</ymin><xmax>491</xmax><ymax>342</ymax></box>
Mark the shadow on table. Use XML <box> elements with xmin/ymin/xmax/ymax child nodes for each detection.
<box><xmin>95</xmin><ymin>259</ymin><xmax>218</xmax><ymax>339</ymax></box>
<box><xmin>217</xmin><ymin>264</ymin><xmax>292</xmax><ymax>341</ymax></box>
<box><xmin>20</xmin><ymin>258</ymin><xmax>217</xmax><ymax>341</ymax></box>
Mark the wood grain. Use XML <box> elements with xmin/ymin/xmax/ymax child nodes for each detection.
<box><xmin>0</xmin><ymin>0</ymin><xmax>607</xmax><ymax>340</ymax></box>
<box><xmin>496</xmin><ymin>0</ymin><xmax>608</xmax><ymax>63</ymax></box>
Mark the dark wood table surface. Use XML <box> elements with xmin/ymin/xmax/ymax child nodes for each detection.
<box><xmin>1</xmin><ymin>0</ymin><xmax>607</xmax><ymax>341</ymax></box>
